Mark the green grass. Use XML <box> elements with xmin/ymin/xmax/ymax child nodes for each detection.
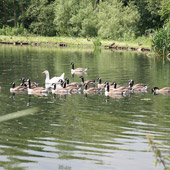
<box><xmin>0</xmin><ymin>35</ymin><xmax>151</xmax><ymax>49</ymax></box>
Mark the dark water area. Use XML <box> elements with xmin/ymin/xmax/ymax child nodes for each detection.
<box><xmin>0</xmin><ymin>45</ymin><xmax>170</xmax><ymax>170</ymax></box>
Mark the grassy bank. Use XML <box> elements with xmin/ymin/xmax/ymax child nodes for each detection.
<box><xmin>0</xmin><ymin>35</ymin><xmax>151</xmax><ymax>49</ymax></box>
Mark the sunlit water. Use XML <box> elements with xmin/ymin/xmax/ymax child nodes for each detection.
<box><xmin>0</xmin><ymin>45</ymin><xmax>170</xmax><ymax>170</ymax></box>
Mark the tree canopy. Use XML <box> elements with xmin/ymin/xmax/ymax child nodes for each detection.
<box><xmin>0</xmin><ymin>0</ymin><xmax>169</xmax><ymax>40</ymax></box>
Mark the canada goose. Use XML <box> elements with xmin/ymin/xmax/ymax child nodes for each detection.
<box><xmin>83</xmin><ymin>83</ymin><xmax>102</xmax><ymax>94</ymax></box>
<box><xmin>42</xmin><ymin>70</ymin><xmax>65</xmax><ymax>86</ymax></box>
<box><xmin>151</xmin><ymin>87</ymin><xmax>170</xmax><ymax>94</ymax></box>
<box><xmin>129</xmin><ymin>79</ymin><xmax>148</xmax><ymax>92</ymax></box>
<box><xmin>97</xmin><ymin>77</ymin><xmax>105</xmax><ymax>89</ymax></box>
<box><xmin>71</xmin><ymin>62</ymin><xmax>88</xmax><ymax>74</ymax></box>
<box><xmin>59</xmin><ymin>79</ymin><xmax>81</xmax><ymax>93</ymax></box>
<box><xmin>109</xmin><ymin>82</ymin><xmax>118</xmax><ymax>90</ymax></box>
<box><xmin>110</xmin><ymin>81</ymin><xmax>122</xmax><ymax>89</ymax></box>
<box><xmin>10</xmin><ymin>82</ymin><xmax>27</xmax><ymax>92</ymax></box>
<box><xmin>52</xmin><ymin>83</ymin><xmax>71</xmax><ymax>94</ymax></box>
<box><xmin>105</xmin><ymin>82</ymin><xmax>132</xmax><ymax>96</ymax></box>
<box><xmin>65</xmin><ymin>78</ymin><xmax>83</xmax><ymax>87</ymax></box>
<box><xmin>66</xmin><ymin>86</ymin><xmax>82</xmax><ymax>94</ymax></box>
<box><xmin>27</xmin><ymin>79</ymin><xmax>48</xmax><ymax>94</ymax></box>
<box><xmin>79</xmin><ymin>76</ymin><xmax>95</xmax><ymax>86</ymax></box>
<box><xmin>20</xmin><ymin>77</ymin><xmax>38</xmax><ymax>88</ymax></box>
<box><xmin>110</xmin><ymin>82</ymin><xmax>132</xmax><ymax>91</ymax></box>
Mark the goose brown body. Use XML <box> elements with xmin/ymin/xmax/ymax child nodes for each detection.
<box><xmin>105</xmin><ymin>82</ymin><xmax>132</xmax><ymax>96</ymax></box>
<box><xmin>83</xmin><ymin>84</ymin><xmax>102</xmax><ymax>94</ymax></box>
<box><xmin>27</xmin><ymin>79</ymin><xmax>48</xmax><ymax>94</ymax></box>
<box><xmin>129</xmin><ymin>80</ymin><xmax>148</xmax><ymax>92</ymax></box>
<box><xmin>52</xmin><ymin>83</ymin><xmax>71</xmax><ymax>94</ymax></box>
<box><xmin>10</xmin><ymin>82</ymin><xmax>27</xmax><ymax>92</ymax></box>
<box><xmin>152</xmin><ymin>87</ymin><xmax>170</xmax><ymax>94</ymax></box>
<box><xmin>80</xmin><ymin>76</ymin><xmax>95</xmax><ymax>86</ymax></box>
<box><xmin>65</xmin><ymin>78</ymin><xmax>83</xmax><ymax>87</ymax></box>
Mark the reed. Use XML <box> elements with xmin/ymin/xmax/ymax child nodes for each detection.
<box><xmin>152</xmin><ymin>22</ymin><xmax>170</xmax><ymax>58</ymax></box>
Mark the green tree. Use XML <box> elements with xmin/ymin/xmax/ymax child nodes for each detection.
<box><xmin>97</xmin><ymin>0</ymin><xmax>140</xmax><ymax>40</ymax></box>
<box><xmin>25</xmin><ymin>0</ymin><xmax>56</xmax><ymax>36</ymax></box>
<box><xmin>159</xmin><ymin>0</ymin><xmax>170</xmax><ymax>23</ymax></box>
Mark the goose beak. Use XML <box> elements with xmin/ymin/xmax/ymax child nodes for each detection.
<box><xmin>42</xmin><ymin>71</ymin><xmax>45</xmax><ymax>74</ymax></box>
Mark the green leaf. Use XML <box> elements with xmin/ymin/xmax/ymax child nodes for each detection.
<box><xmin>164</xmin><ymin>156</ymin><xmax>170</xmax><ymax>162</ymax></box>
<box><xmin>154</xmin><ymin>159</ymin><xmax>158</xmax><ymax>167</ymax></box>
<box><xmin>164</xmin><ymin>167</ymin><xmax>170</xmax><ymax>170</ymax></box>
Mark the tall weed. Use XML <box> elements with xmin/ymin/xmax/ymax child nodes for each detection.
<box><xmin>152</xmin><ymin>22</ymin><xmax>170</xmax><ymax>57</ymax></box>
<box><xmin>0</xmin><ymin>24</ymin><xmax>28</xmax><ymax>36</ymax></box>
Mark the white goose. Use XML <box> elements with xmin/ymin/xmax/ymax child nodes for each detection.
<box><xmin>42</xmin><ymin>70</ymin><xmax>65</xmax><ymax>86</ymax></box>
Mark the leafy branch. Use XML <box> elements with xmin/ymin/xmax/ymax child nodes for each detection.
<box><xmin>147</xmin><ymin>134</ymin><xmax>170</xmax><ymax>170</ymax></box>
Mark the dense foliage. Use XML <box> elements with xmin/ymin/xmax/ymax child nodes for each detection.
<box><xmin>0</xmin><ymin>0</ymin><xmax>170</xmax><ymax>49</ymax></box>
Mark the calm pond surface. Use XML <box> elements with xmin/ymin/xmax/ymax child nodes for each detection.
<box><xmin>0</xmin><ymin>45</ymin><xmax>170</xmax><ymax>170</ymax></box>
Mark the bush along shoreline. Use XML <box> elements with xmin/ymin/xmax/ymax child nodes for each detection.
<box><xmin>152</xmin><ymin>22</ymin><xmax>170</xmax><ymax>57</ymax></box>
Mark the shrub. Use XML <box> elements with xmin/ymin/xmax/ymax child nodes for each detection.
<box><xmin>0</xmin><ymin>24</ymin><xmax>28</xmax><ymax>36</ymax></box>
<box><xmin>152</xmin><ymin>22</ymin><xmax>170</xmax><ymax>57</ymax></box>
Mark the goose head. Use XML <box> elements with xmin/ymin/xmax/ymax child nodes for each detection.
<box><xmin>52</xmin><ymin>83</ymin><xmax>56</xmax><ymax>90</ymax></box>
<box><xmin>151</xmin><ymin>87</ymin><xmax>159</xmax><ymax>93</ymax></box>
<box><xmin>104</xmin><ymin>82</ymin><xmax>110</xmax><ymax>92</ymax></box>
<box><xmin>71</xmin><ymin>62</ymin><xmax>74</xmax><ymax>69</ymax></box>
<box><xmin>79</xmin><ymin>76</ymin><xmax>84</xmax><ymax>82</ymax></box>
<box><xmin>10</xmin><ymin>82</ymin><xmax>15</xmax><ymax>88</ymax></box>
<box><xmin>20</xmin><ymin>78</ymin><xmax>27</xmax><ymax>86</ymax></box>
<box><xmin>97</xmin><ymin>77</ymin><xmax>102</xmax><ymax>84</ymax></box>
<box><xmin>58</xmin><ymin>79</ymin><xmax>64</xmax><ymax>86</ymax></box>
<box><xmin>42</xmin><ymin>70</ymin><xmax>49</xmax><ymax>74</ymax></box>
<box><xmin>65</xmin><ymin>78</ymin><xmax>69</xmax><ymax>84</ymax></box>
<box><xmin>20</xmin><ymin>77</ymin><xmax>25</xmax><ymax>82</ymax></box>
<box><xmin>111</xmin><ymin>82</ymin><xmax>117</xmax><ymax>89</ymax></box>
<box><xmin>128</xmin><ymin>79</ymin><xmax>134</xmax><ymax>87</ymax></box>
<box><xmin>62</xmin><ymin>81</ymin><xmax>67</xmax><ymax>88</ymax></box>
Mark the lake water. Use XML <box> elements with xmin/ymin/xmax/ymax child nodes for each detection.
<box><xmin>0</xmin><ymin>45</ymin><xmax>170</xmax><ymax>170</ymax></box>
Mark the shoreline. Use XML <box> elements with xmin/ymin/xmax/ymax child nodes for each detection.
<box><xmin>0</xmin><ymin>35</ymin><xmax>151</xmax><ymax>52</ymax></box>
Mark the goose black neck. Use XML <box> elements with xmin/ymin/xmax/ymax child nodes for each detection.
<box><xmin>63</xmin><ymin>82</ymin><xmax>66</xmax><ymax>88</ymax></box>
<box><xmin>81</xmin><ymin>77</ymin><xmax>84</xmax><ymax>83</ymax></box>
<box><xmin>129</xmin><ymin>80</ymin><xmax>134</xmax><ymax>87</ymax></box>
<box><xmin>21</xmin><ymin>78</ymin><xmax>25</xmax><ymax>84</ymax></box>
<box><xmin>65</xmin><ymin>78</ymin><xmax>69</xmax><ymax>84</ymax></box>
<box><xmin>53</xmin><ymin>84</ymin><xmax>56</xmax><ymax>90</ymax></box>
<box><xmin>114</xmin><ymin>83</ymin><xmax>117</xmax><ymax>89</ymax></box>
<box><xmin>60</xmin><ymin>79</ymin><xmax>64</xmax><ymax>86</ymax></box>
<box><xmin>99</xmin><ymin>78</ymin><xmax>102</xmax><ymax>84</ymax></box>
<box><xmin>129</xmin><ymin>83</ymin><xmax>133</xmax><ymax>89</ymax></box>
<box><xmin>106</xmin><ymin>84</ymin><xmax>109</xmax><ymax>92</ymax></box>
<box><xmin>85</xmin><ymin>84</ymin><xmax>88</xmax><ymax>90</ymax></box>
<box><xmin>72</xmin><ymin>63</ymin><xmax>74</xmax><ymax>70</ymax></box>
<box><xmin>28</xmin><ymin>80</ymin><xmax>31</xmax><ymax>88</ymax></box>
<box><xmin>12</xmin><ymin>82</ymin><xmax>15</xmax><ymax>88</ymax></box>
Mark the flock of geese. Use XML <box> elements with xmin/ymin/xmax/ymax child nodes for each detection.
<box><xmin>7</xmin><ymin>62</ymin><xmax>170</xmax><ymax>98</ymax></box>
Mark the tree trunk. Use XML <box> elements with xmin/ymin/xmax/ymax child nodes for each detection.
<box><xmin>94</xmin><ymin>0</ymin><xmax>103</xmax><ymax>9</ymax></box>
<box><xmin>20</xmin><ymin>1</ymin><xmax>24</xmax><ymax>27</ymax></box>
<box><xmin>2</xmin><ymin>0</ymin><xmax>7</xmax><ymax>25</ymax></box>
<box><xmin>13</xmin><ymin>0</ymin><xmax>17</xmax><ymax>27</ymax></box>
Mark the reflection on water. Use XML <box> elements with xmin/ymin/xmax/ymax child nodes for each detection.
<box><xmin>0</xmin><ymin>45</ymin><xmax>170</xmax><ymax>170</ymax></box>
